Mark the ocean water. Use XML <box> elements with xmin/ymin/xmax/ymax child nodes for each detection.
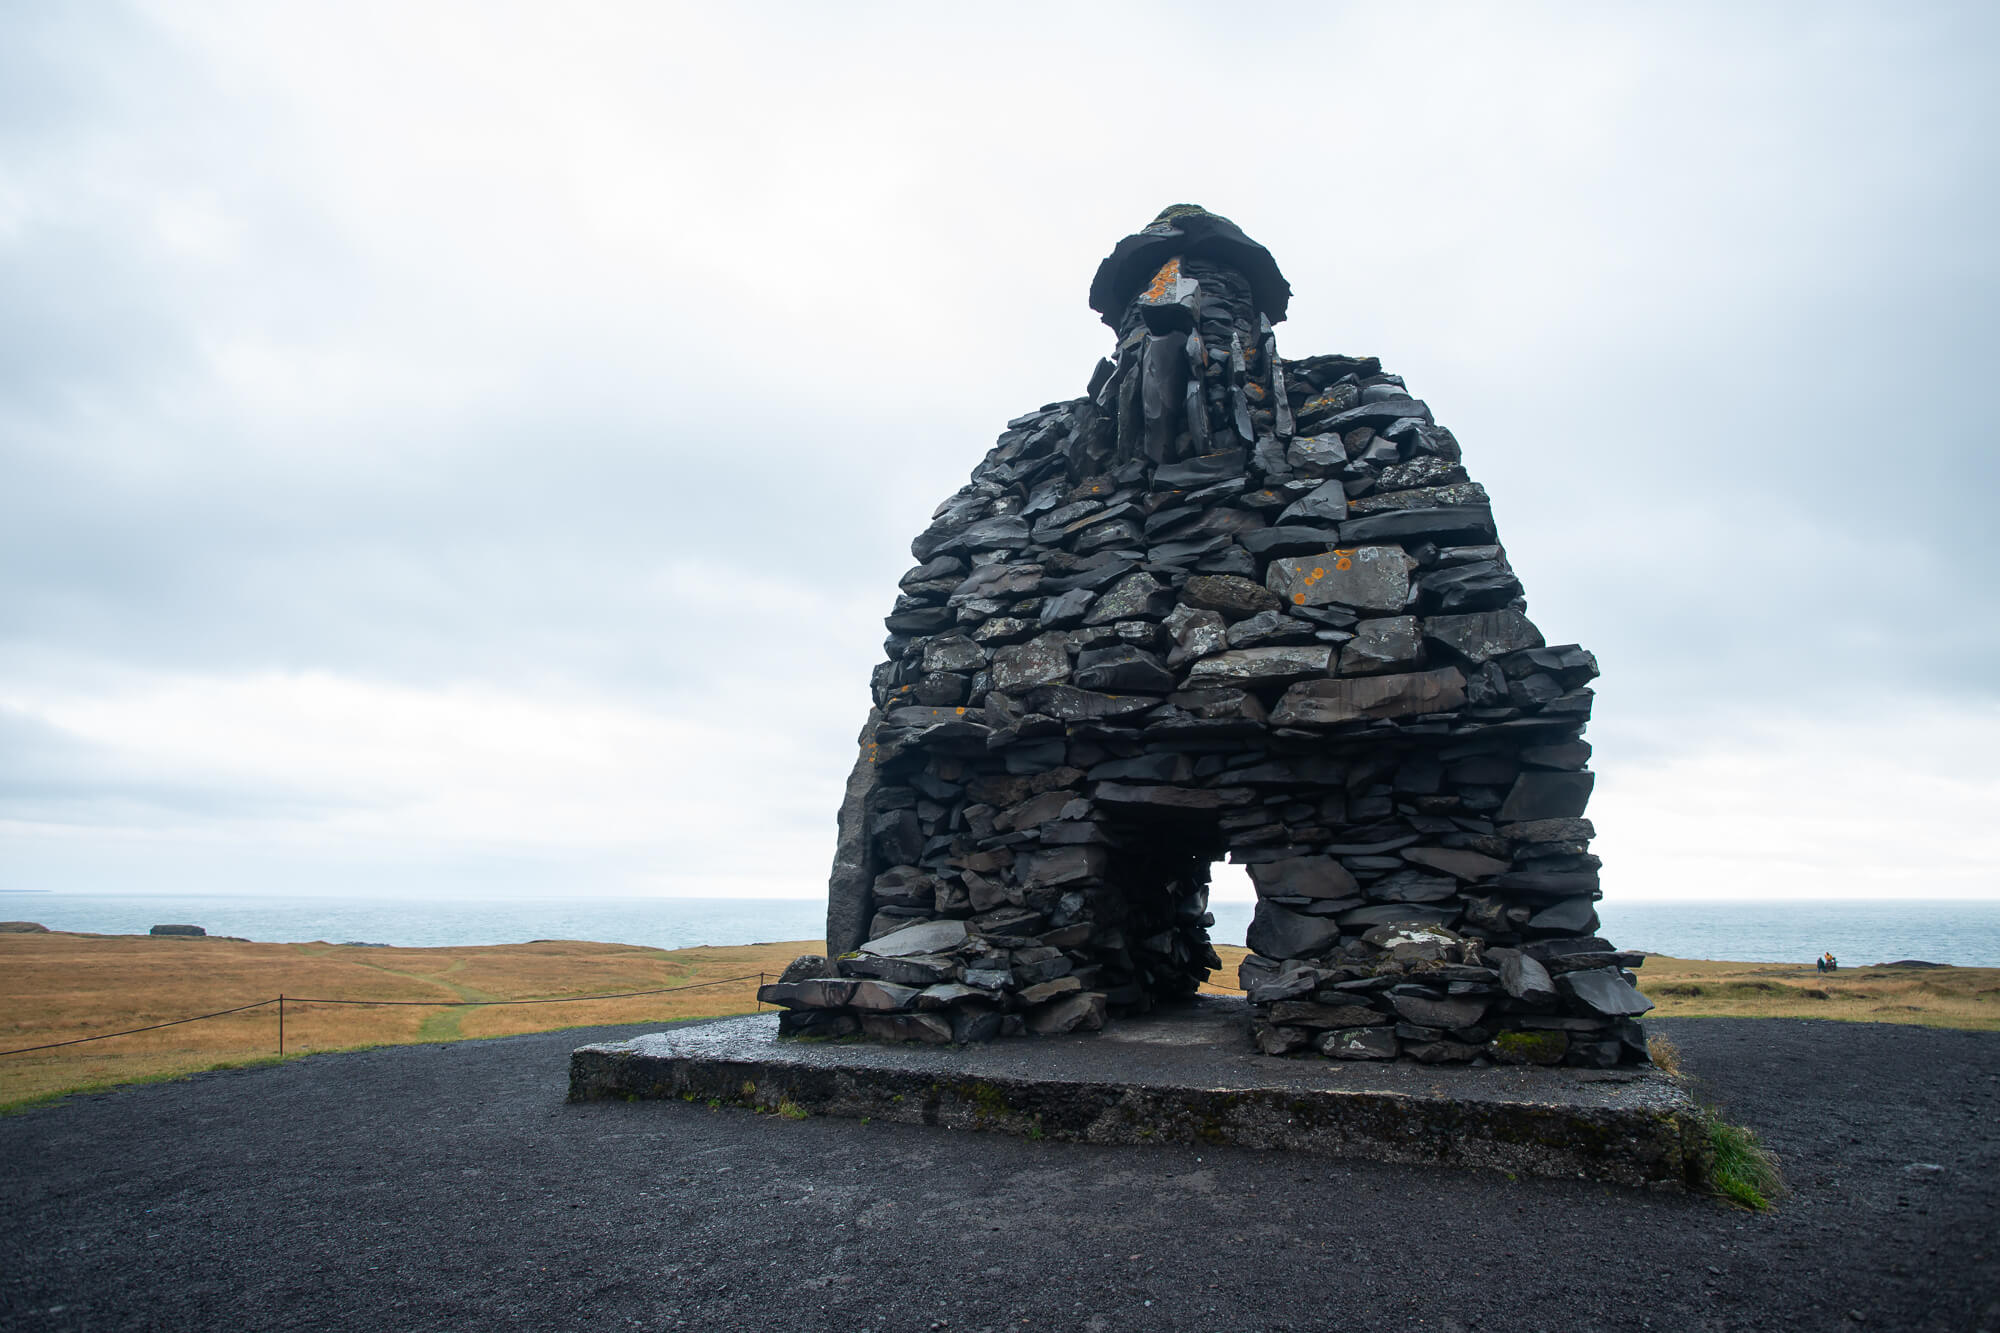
<box><xmin>1216</xmin><ymin>896</ymin><xmax>2000</xmax><ymax>960</ymax></box>
<box><xmin>0</xmin><ymin>893</ymin><xmax>830</xmax><ymax>954</ymax></box>
<box><xmin>1594</xmin><ymin>899</ymin><xmax>2000</xmax><ymax>968</ymax></box>
<box><xmin>4</xmin><ymin>892</ymin><xmax>1996</xmax><ymax>968</ymax></box>
<box><xmin>1220</xmin><ymin>899</ymin><xmax>2000</xmax><ymax>966</ymax></box>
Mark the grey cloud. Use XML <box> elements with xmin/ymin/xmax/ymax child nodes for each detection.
<box><xmin>0</xmin><ymin>706</ymin><xmax>375</xmax><ymax>825</ymax></box>
<box><xmin>1</xmin><ymin>1</ymin><xmax>1996</xmax><ymax>897</ymax></box>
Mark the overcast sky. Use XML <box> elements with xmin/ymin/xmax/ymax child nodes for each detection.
<box><xmin>3</xmin><ymin>1</ymin><xmax>1995</xmax><ymax>905</ymax></box>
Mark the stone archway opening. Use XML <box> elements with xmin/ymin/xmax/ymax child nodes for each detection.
<box><xmin>1082</xmin><ymin>811</ymin><xmax>1227</xmax><ymax>1015</ymax></box>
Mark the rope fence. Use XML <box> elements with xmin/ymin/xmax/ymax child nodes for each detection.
<box><xmin>0</xmin><ymin>1000</ymin><xmax>285</xmax><ymax>1056</ymax></box>
<box><xmin>0</xmin><ymin>973</ymin><xmax>771</xmax><ymax>1059</ymax></box>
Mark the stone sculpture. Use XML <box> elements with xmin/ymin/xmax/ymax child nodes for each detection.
<box><xmin>766</xmin><ymin>205</ymin><xmax>1652</xmax><ymax>1067</ymax></box>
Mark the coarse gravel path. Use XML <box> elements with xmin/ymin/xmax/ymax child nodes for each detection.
<box><xmin>2</xmin><ymin>1016</ymin><xmax>1996</xmax><ymax>1333</ymax></box>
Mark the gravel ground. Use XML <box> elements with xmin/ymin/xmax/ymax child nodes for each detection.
<box><xmin>2</xmin><ymin>1016</ymin><xmax>1995</xmax><ymax>1333</ymax></box>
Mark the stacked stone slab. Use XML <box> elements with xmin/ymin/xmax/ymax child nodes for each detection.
<box><xmin>763</xmin><ymin>205</ymin><xmax>1652</xmax><ymax>1066</ymax></box>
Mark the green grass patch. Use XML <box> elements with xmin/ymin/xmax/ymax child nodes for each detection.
<box><xmin>1704</xmin><ymin>1116</ymin><xmax>1784</xmax><ymax>1210</ymax></box>
<box><xmin>415</xmin><ymin>1007</ymin><xmax>471</xmax><ymax>1041</ymax></box>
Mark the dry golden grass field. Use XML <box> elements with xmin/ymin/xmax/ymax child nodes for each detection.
<box><xmin>4</xmin><ymin>933</ymin><xmax>1994</xmax><ymax>1112</ymax></box>
<box><xmin>0</xmin><ymin>930</ymin><xmax>819</xmax><ymax>1111</ymax></box>
<box><xmin>1628</xmin><ymin>953</ymin><xmax>2000</xmax><ymax>1029</ymax></box>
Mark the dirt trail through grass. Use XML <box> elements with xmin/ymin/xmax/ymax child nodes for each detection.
<box><xmin>327</xmin><ymin>954</ymin><xmax>501</xmax><ymax>1041</ymax></box>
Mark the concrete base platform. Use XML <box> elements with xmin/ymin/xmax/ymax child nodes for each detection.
<box><xmin>569</xmin><ymin>996</ymin><xmax>1706</xmax><ymax>1189</ymax></box>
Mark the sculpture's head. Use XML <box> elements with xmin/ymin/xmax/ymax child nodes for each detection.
<box><xmin>1088</xmin><ymin>204</ymin><xmax>1292</xmax><ymax>329</ymax></box>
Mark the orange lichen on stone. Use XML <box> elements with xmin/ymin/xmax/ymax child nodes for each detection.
<box><xmin>1143</xmin><ymin>257</ymin><xmax>1182</xmax><ymax>302</ymax></box>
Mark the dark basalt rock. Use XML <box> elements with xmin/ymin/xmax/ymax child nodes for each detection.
<box><xmin>1181</xmin><ymin>574</ymin><xmax>1283</xmax><ymax>619</ymax></box>
<box><xmin>1247</xmin><ymin>902</ymin><xmax>1342</xmax><ymax>959</ymax></box>
<box><xmin>812</xmin><ymin>206</ymin><xmax>1642</xmax><ymax>1066</ymax></box>
<box><xmin>1389</xmin><ymin>992</ymin><xmax>1489</xmax><ymax>1030</ymax></box>
<box><xmin>1184</xmin><ymin>645</ymin><xmax>1333</xmax><ymax>690</ymax></box>
<box><xmin>1155</xmin><ymin>449</ymin><xmax>1248</xmax><ymax>490</ymax></box>
<box><xmin>1560</xmin><ymin>968</ymin><xmax>1655</xmax><ymax>1018</ymax></box>
<box><xmin>1420</xmin><ymin>560</ymin><xmax>1524</xmax><ymax>613</ymax></box>
<box><xmin>1341</xmin><ymin>616</ymin><xmax>1423</xmax><ymax>674</ymax></box>
<box><xmin>1339</xmin><ymin>506</ymin><xmax>1497</xmax><ymax>547</ymax></box>
<box><xmin>1315</xmin><ymin>397</ymin><xmax>1434</xmax><ymax>433</ymax></box>
<box><xmin>1528</xmin><ymin>897</ymin><xmax>1601</xmax><ymax>934</ymax></box>
<box><xmin>1247</xmin><ymin>855</ymin><xmax>1360</xmax><ymax>900</ymax></box>
<box><xmin>1225</xmin><ymin>609</ymin><xmax>1319</xmax><ymax>649</ymax></box>
<box><xmin>1020</xmin><ymin>683</ymin><xmax>1156</xmax><ymax>721</ymax></box>
<box><xmin>1318</xmin><ymin>1026</ymin><xmax>1399</xmax><ymax>1059</ymax></box>
<box><xmin>1337</xmin><ymin>904</ymin><xmax>1460</xmax><ymax>929</ymax></box>
<box><xmin>989</xmin><ymin>635</ymin><xmax>1071</xmax><ymax>692</ymax></box>
<box><xmin>1496</xmin><ymin>950</ymin><xmax>1560</xmax><ymax>1004</ymax></box>
<box><xmin>1071</xmin><ymin>646</ymin><xmax>1175</xmax><ymax>693</ymax></box>
<box><xmin>1423</xmin><ymin>610</ymin><xmax>1545</xmax><ymax>662</ymax></box>
<box><xmin>1085</xmin><ymin>573</ymin><xmax>1174</xmax><ymax>623</ymax></box>
<box><xmin>1270</xmin><ymin>668</ymin><xmax>1468</xmax><ymax>727</ymax></box>
<box><xmin>1266</xmin><ymin>547</ymin><xmax>1411</xmax><ymax>612</ymax></box>
<box><xmin>1498</xmin><ymin>772</ymin><xmax>1596</xmax><ymax>822</ymax></box>
<box><xmin>1239</xmin><ymin>526</ymin><xmax>1347</xmax><ymax>560</ymax></box>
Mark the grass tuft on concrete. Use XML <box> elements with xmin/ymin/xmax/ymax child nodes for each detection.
<box><xmin>1647</xmin><ymin>1033</ymin><xmax>1685</xmax><ymax>1077</ymax></box>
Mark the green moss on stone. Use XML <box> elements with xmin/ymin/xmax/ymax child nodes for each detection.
<box><xmin>958</xmin><ymin>1080</ymin><xmax>1010</xmax><ymax>1122</ymax></box>
<box><xmin>1492</xmin><ymin>1030</ymin><xmax>1569</xmax><ymax>1065</ymax></box>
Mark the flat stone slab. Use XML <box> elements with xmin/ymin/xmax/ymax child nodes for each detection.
<box><xmin>569</xmin><ymin>997</ymin><xmax>1703</xmax><ymax>1189</ymax></box>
